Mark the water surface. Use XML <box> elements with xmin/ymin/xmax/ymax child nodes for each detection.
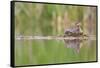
<box><xmin>15</xmin><ymin>39</ymin><xmax>96</xmax><ymax>66</ymax></box>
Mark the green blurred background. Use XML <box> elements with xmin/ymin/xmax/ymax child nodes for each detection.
<box><xmin>14</xmin><ymin>2</ymin><xmax>97</xmax><ymax>66</ymax></box>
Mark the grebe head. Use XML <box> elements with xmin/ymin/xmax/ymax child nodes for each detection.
<box><xmin>75</xmin><ymin>22</ymin><xmax>81</xmax><ymax>27</ymax></box>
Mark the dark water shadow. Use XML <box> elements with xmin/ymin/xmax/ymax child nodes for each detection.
<box><xmin>64</xmin><ymin>39</ymin><xmax>85</xmax><ymax>53</ymax></box>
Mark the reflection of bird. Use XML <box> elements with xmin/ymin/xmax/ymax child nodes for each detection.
<box><xmin>64</xmin><ymin>39</ymin><xmax>82</xmax><ymax>53</ymax></box>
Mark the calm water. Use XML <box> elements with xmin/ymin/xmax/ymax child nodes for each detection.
<box><xmin>15</xmin><ymin>39</ymin><xmax>97</xmax><ymax>66</ymax></box>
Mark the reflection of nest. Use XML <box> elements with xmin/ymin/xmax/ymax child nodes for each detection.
<box><xmin>64</xmin><ymin>39</ymin><xmax>83</xmax><ymax>53</ymax></box>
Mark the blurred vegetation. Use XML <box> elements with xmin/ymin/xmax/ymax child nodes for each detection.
<box><xmin>14</xmin><ymin>2</ymin><xmax>97</xmax><ymax>66</ymax></box>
